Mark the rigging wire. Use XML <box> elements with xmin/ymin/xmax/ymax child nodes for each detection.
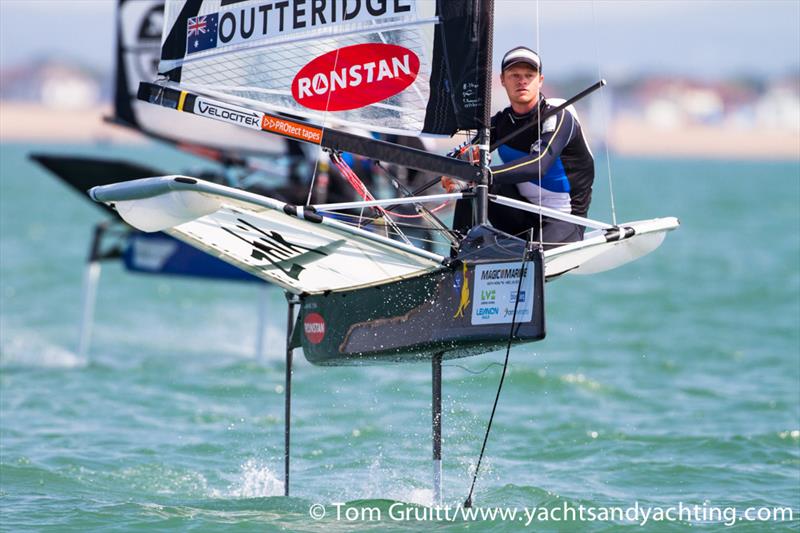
<box><xmin>464</xmin><ymin>230</ymin><xmax>534</xmax><ymax>509</ymax></box>
<box><xmin>536</xmin><ymin>0</ymin><xmax>544</xmax><ymax>247</ymax></box>
<box><xmin>329</xmin><ymin>151</ymin><xmax>412</xmax><ymax>244</ymax></box>
<box><xmin>383</xmin><ymin>202</ymin><xmax>451</xmax><ymax>219</ymax></box>
<box><xmin>590</xmin><ymin>1</ymin><xmax>618</xmax><ymax>226</ymax></box>
<box><xmin>305</xmin><ymin>47</ymin><xmax>342</xmax><ymax>206</ymax></box>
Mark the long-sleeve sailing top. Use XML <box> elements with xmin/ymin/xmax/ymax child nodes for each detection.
<box><xmin>490</xmin><ymin>96</ymin><xmax>595</xmax><ymax>217</ymax></box>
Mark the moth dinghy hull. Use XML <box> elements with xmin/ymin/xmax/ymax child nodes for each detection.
<box><xmin>296</xmin><ymin>228</ymin><xmax>546</xmax><ymax>365</ymax></box>
<box><xmin>90</xmin><ymin>176</ymin><xmax>548</xmax><ymax>365</ymax></box>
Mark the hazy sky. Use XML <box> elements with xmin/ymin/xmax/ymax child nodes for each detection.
<box><xmin>1</xmin><ymin>0</ymin><xmax>798</xmax><ymax>80</ymax></box>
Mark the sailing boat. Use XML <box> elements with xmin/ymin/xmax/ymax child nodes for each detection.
<box><xmin>88</xmin><ymin>0</ymin><xmax>679</xmax><ymax>499</ymax></box>
<box><xmin>30</xmin><ymin>0</ymin><xmax>321</xmax><ymax>358</ymax></box>
<box><xmin>32</xmin><ymin>0</ymin><xmax>290</xmax><ymax>281</ymax></box>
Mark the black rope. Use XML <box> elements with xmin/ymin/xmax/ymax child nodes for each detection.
<box><xmin>444</xmin><ymin>362</ymin><xmax>506</xmax><ymax>375</ymax></box>
<box><xmin>463</xmin><ymin>230</ymin><xmax>535</xmax><ymax>509</ymax></box>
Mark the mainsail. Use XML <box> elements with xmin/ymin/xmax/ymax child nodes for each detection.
<box><xmin>156</xmin><ymin>0</ymin><xmax>492</xmax><ymax>136</ymax></box>
<box><xmin>114</xmin><ymin>0</ymin><xmax>284</xmax><ymax>155</ymax></box>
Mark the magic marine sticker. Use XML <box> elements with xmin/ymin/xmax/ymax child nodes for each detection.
<box><xmin>471</xmin><ymin>262</ymin><xmax>535</xmax><ymax>326</ymax></box>
<box><xmin>187</xmin><ymin>0</ymin><xmax>415</xmax><ymax>55</ymax></box>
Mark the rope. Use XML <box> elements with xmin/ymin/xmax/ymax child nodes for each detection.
<box><xmin>329</xmin><ymin>152</ymin><xmax>412</xmax><ymax>244</ymax></box>
<box><xmin>464</xmin><ymin>231</ymin><xmax>533</xmax><ymax>508</ymax></box>
<box><xmin>371</xmin><ymin>161</ymin><xmax>454</xmax><ymax>220</ymax></box>
<box><xmin>331</xmin><ymin>153</ymin><xmax>376</xmax><ymax>203</ymax></box>
<box><xmin>444</xmin><ymin>362</ymin><xmax>506</xmax><ymax>375</ymax></box>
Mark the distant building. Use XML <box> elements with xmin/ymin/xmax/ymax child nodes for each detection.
<box><xmin>0</xmin><ymin>60</ymin><xmax>103</xmax><ymax>110</ymax></box>
<box><xmin>754</xmin><ymin>79</ymin><xmax>800</xmax><ymax>131</ymax></box>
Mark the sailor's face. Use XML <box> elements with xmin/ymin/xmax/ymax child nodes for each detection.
<box><xmin>501</xmin><ymin>65</ymin><xmax>543</xmax><ymax>109</ymax></box>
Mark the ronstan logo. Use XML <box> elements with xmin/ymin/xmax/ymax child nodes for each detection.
<box><xmin>292</xmin><ymin>43</ymin><xmax>420</xmax><ymax>111</ymax></box>
<box><xmin>304</xmin><ymin>313</ymin><xmax>326</xmax><ymax>344</ymax></box>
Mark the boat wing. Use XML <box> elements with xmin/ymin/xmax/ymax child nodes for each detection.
<box><xmin>29</xmin><ymin>154</ymin><xmax>165</xmax><ymax>216</ymax></box>
<box><xmin>89</xmin><ymin>176</ymin><xmax>444</xmax><ymax>294</ymax></box>
<box><xmin>544</xmin><ymin>217</ymin><xmax>680</xmax><ymax>279</ymax></box>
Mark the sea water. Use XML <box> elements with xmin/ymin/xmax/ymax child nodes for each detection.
<box><xmin>1</xmin><ymin>142</ymin><xmax>798</xmax><ymax>531</ymax></box>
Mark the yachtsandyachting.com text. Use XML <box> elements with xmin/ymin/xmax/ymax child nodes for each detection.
<box><xmin>307</xmin><ymin>501</ymin><xmax>795</xmax><ymax>526</ymax></box>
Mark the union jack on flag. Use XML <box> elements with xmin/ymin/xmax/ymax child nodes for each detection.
<box><xmin>186</xmin><ymin>13</ymin><xmax>218</xmax><ymax>54</ymax></box>
<box><xmin>187</xmin><ymin>15</ymin><xmax>209</xmax><ymax>37</ymax></box>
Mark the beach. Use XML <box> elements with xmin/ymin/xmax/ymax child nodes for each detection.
<box><xmin>2</xmin><ymin>101</ymin><xmax>797</xmax><ymax>160</ymax></box>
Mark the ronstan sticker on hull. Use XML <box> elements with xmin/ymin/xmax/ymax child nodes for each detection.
<box><xmin>304</xmin><ymin>313</ymin><xmax>326</xmax><ymax>344</ymax></box>
<box><xmin>292</xmin><ymin>43</ymin><xmax>420</xmax><ymax>111</ymax></box>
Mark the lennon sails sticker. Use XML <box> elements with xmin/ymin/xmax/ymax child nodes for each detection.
<box><xmin>471</xmin><ymin>262</ymin><xmax>535</xmax><ymax>325</ymax></box>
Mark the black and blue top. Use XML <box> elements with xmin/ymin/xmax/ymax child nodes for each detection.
<box><xmin>490</xmin><ymin>96</ymin><xmax>595</xmax><ymax>218</ymax></box>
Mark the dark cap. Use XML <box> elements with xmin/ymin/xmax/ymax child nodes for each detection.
<box><xmin>501</xmin><ymin>46</ymin><xmax>542</xmax><ymax>72</ymax></box>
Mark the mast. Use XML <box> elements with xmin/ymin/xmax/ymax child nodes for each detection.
<box><xmin>112</xmin><ymin>0</ymin><xmax>137</xmax><ymax>129</ymax></box>
<box><xmin>476</xmin><ymin>0</ymin><xmax>495</xmax><ymax>225</ymax></box>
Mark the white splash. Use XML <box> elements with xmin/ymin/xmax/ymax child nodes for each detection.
<box><xmin>561</xmin><ymin>372</ymin><xmax>603</xmax><ymax>390</ymax></box>
<box><xmin>216</xmin><ymin>458</ymin><xmax>284</xmax><ymax>498</ymax></box>
<box><xmin>356</xmin><ymin>455</ymin><xmax>437</xmax><ymax>508</ymax></box>
<box><xmin>0</xmin><ymin>326</ymin><xmax>87</xmax><ymax>369</ymax></box>
<box><xmin>403</xmin><ymin>487</ymin><xmax>434</xmax><ymax>507</ymax></box>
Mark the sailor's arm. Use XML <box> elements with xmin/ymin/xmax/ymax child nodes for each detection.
<box><xmin>491</xmin><ymin>109</ymin><xmax>575</xmax><ymax>185</ymax></box>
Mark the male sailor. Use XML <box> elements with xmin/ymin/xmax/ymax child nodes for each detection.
<box><xmin>443</xmin><ymin>47</ymin><xmax>595</xmax><ymax>249</ymax></box>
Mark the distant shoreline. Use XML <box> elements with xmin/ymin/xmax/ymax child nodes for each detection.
<box><xmin>608</xmin><ymin>117</ymin><xmax>799</xmax><ymax>161</ymax></box>
<box><xmin>1</xmin><ymin>101</ymin><xmax>798</xmax><ymax>161</ymax></box>
<box><xmin>0</xmin><ymin>102</ymin><xmax>146</xmax><ymax>145</ymax></box>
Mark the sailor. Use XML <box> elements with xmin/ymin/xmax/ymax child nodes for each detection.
<box><xmin>443</xmin><ymin>47</ymin><xmax>595</xmax><ymax>248</ymax></box>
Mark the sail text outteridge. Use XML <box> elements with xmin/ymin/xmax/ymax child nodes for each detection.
<box><xmin>188</xmin><ymin>0</ymin><xmax>415</xmax><ymax>54</ymax></box>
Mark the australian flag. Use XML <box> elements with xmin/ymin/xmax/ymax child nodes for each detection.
<box><xmin>186</xmin><ymin>13</ymin><xmax>218</xmax><ymax>54</ymax></box>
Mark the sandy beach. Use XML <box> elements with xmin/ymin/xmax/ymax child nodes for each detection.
<box><xmin>1</xmin><ymin>101</ymin><xmax>797</xmax><ymax>161</ymax></box>
<box><xmin>0</xmin><ymin>103</ymin><xmax>146</xmax><ymax>145</ymax></box>
<box><xmin>608</xmin><ymin>117</ymin><xmax>799</xmax><ymax>161</ymax></box>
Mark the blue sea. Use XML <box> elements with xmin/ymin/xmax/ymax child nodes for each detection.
<box><xmin>1</xmin><ymin>142</ymin><xmax>798</xmax><ymax>531</ymax></box>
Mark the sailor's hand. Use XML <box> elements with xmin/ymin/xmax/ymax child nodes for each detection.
<box><xmin>441</xmin><ymin>176</ymin><xmax>471</xmax><ymax>193</ymax></box>
<box><xmin>455</xmin><ymin>144</ymin><xmax>481</xmax><ymax>165</ymax></box>
<box><xmin>441</xmin><ymin>176</ymin><xmax>458</xmax><ymax>192</ymax></box>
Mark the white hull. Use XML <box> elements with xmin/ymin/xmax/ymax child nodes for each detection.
<box><xmin>90</xmin><ymin>176</ymin><xmax>679</xmax><ymax>292</ymax></box>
